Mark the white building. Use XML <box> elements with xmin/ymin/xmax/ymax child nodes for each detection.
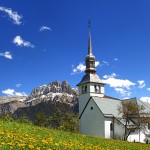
<box><xmin>77</xmin><ymin>21</ymin><xmax>150</xmax><ymax>143</ymax></box>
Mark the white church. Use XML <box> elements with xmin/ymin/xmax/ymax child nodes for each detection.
<box><xmin>77</xmin><ymin>21</ymin><xmax>150</xmax><ymax>143</ymax></box>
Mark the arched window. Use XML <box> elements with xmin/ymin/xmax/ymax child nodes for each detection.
<box><xmin>94</xmin><ymin>85</ymin><xmax>100</xmax><ymax>93</ymax></box>
<box><xmin>148</xmin><ymin>123</ymin><xmax>150</xmax><ymax>129</ymax></box>
<box><xmin>82</xmin><ymin>85</ymin><xmax>87</xmax><ymax>94</ymax></box>
<box><xmin>110</xmin><ymin>123</ymin><xmax>113</xmax><ymax>131</ymax></box>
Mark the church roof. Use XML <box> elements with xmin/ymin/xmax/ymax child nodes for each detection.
<box><xmin>92</xmin><ymin>97</ymin><xmax>150</xmax><ymax>119</ymax></box>
<box><xmin>92</xmin><ymin>96</ymin><xmax>122</xmax><ymax>118</ymax></box>
<box><xmin>77</xmin><ymin>73</ymin><xmax>104</xmax><ymax>86</ymax></box>
<box><xmin>123</xmin><ymin>98</ymin><xmax>150</xmax><ymax>115</ymax></box>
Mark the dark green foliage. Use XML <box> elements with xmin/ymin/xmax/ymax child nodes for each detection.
<box><xmin>33</xmin><ymin>109</ymin><xmax>79</xmax><ymax>133</ymax></box>
<box><xmin>16</xmin><ymin>116</ymin><xmax>33</xmax><ymax>125</ymax></box>
<box><xmin>47</xmin><ymin>109</ymin><xmax>79</xmax><ymax>133</ymax></box>
<box><xmin>0</xmin><ymin>114</ymin><xmax>14</xmax><ymax>122</ymax></box>
<box><xmin>34</xmin><ymin>111</ymin><xmax>48</xmax><ymax>127</ymax></box>
<box><xmin>59</xmin><ymin>112</ymin><xmax>79</xmax><ymax>133</ymax></box>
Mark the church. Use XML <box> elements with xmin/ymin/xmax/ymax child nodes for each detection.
<box><xmin>77</xmin><ymin>21</ymin><xmax>150</xmax><ymax>143</ymax></box>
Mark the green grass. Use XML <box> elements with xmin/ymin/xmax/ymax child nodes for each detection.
<box><xmin>0</xmin><ymin>120</ymin><xmax>149</xmax><ymax>150</ymax></box>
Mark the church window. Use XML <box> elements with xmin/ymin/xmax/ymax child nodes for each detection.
<box><xmin>94</xmin><ymin>85</ymin><xmax>100</xmax><ymax>93</ymax></box>
<box><xmin>91</xmin><ymin>107</ymin><xmax>93</xmax><ymax>110</ymax></box>
<box><xmin>82</xmin><ymin>85</ymin><xmax>87</xmax><ymax>94</ymax></box>
<box><xmin>90</xmin><ymin>61</ymin><xmax>95</xmax><ymax>68</ymax></box>
<box><xmin>148</xmin><ymin>123</ymin><xmax>150</xmax><ymax>129</ymax></box>
<box><xmin>110</xmin><ymin>123</ymin><xmax>113</xmax><ymax>131</ymax></box>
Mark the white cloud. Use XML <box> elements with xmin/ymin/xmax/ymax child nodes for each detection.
<box><xmin>103</xmin><ymin>73</ymin><xmax>117</xmax><ymax>79</ymax></box>
<box><xmin>0</xmin><ymin>51</ymin><xmax>13</xmax><ymax>59</ymax></box>
<box><xmin>13</xmin><ymin>36</ymin><xmax>34</xmax><ymax>48</ymax></box>
<box><xmin>2</xmin><ymin>89</ymin><xmax>14</xmax><ymax>95</ymax></box>
<box><xmin>147</xmin><ymin>88</ymin><xmax>150</xmax><ymax>91</ymax></box>
<box><xmin>71</xmin><ymin>61</ymin><xmax>100</xmax><ymax>74</ymax></box>
<box><xmin>16</xmin><ymin>84</ymin><xmax>21</xmax><ymax>88</ymax></box>
<box><xmin>72</xmin><ymin>63</ymin><xmax>86</xmax><ymax>74</ymax></box>
<box><xmin>115</xmin><ymin>87</ymin><xmax>131</xmax><ymax>97</ymax></box>
<box><xmin>0</xmin><ymin>6</ymin><xmax>22</xmax><ymax>25</ymax></box>
<box><xmin>102</xmin><ymin>61</ymin><xmax>109</xmax><ymax>65</ymax></box>
<box><xmin>103</xmin><ymin>73</ymin><xmax>135</xmax><ymax>89</ymax></box>
<box><xmin>102</xmin><ymin>73</ymin><xmax>135</xmax><ymax>97</ymax></box>
<box><xmin>15</xmin><ymin>92</ymin><xmax>27</xmax><ymax>96</ymax></box>
<box><xmin>2</xmin><ymin>88</ymin><xmax>27</xmax><ymax>96</ymax></box>
<box><xmin>138</xmin><ymin>80</ymin><xmax>145</xmax><ymax>89</ymax></box>
<box><xmin>40</xmin><ymin>26</ymin><xmax>51</xmax><ymax>31</ymax></box>
<box><xmin>114</xmin><ymin>58</ymin><xmax>119</xmax><ymax>61</ymax></box>
<box><xmin>95</xmin><ymin>61</ymin><xmax>100</xmax><ymax>67</ymax></box>
<box><xmin>100</xmin><ymin>60</ymin><xmax>109</xmax><ymax>67</ymax></box>
<box><xmin>140</xmin><ymin>97</ymin><xmax>150</xmax><ymax>103</ymax></box>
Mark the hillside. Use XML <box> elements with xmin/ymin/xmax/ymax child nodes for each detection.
<box><xmin>0</xmin><ymin>120</ymin><xmax>150</xmax><ymax>150</ymax></box>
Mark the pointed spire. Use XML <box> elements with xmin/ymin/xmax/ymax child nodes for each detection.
<box><xmin>85</xmin><ymin>19</ymin><xmax>96</xmax><ymax>74</ymax></box>
<box><xmin>88</xmin><ymin>19</ymin><xmax>93</xmax><ymax>56</ymax></box>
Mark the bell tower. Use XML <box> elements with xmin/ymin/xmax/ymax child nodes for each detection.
<box><xmin>77</xmin><ymin>20</ymin><xmax>105</xmax><ymax>118</ymax></box>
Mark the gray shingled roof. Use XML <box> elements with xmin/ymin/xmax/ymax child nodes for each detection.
<box><xmin>92</xmin><ymin>97</ymin><xmax>122</xmax><ymax>118</ymax></box>
<box><xmin>92</xmin><ymin>97</ymin><xmax>150</xmax><ymax>118</ymax></box>
<box><xmin>77</xmin><ymin>73</ymin><xmax>104</xmax><ymax>86</ymax></box>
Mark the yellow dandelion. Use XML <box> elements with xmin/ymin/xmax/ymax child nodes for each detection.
<box><xmin>29</xmin><ymin>144</ymin><xmax>34</xmax><ymax>149</ymax></box>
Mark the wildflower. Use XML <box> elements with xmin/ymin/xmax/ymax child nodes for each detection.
<box><xmin>42</xmin><ymin>139</ymin><xmax>48</xmax><ymax>144</ymax></box>
<box><xmin>29</xmin><ymin>144</ymin><xmax>34</xmax><ymax>149</ymax></box>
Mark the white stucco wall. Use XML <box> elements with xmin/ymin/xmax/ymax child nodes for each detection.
<box><xmin>104</xmin><ymin>118</ymin><xmax>112</xmax><ymax>138</ymax></box>
<box><xmin>127</xmin><ymin>130</ymin><xmax>146</xmax><ymax>143</ymax></box>
<box><xmin>80</xmin><ymin>99</ymin><xmax>105</xmax><ymax>137</ymax></box>
<box><xmin>114</xmin><ymin>119</ymin><xmax>125</xmax><ymax>140</ymax></box>
<box><xmin>79</xmin><ymin>93</ymin><xmax>90</xmax><ymax>116</ymax></box>
<box><xmin>104</xmin><ymin>118</ymin><xmax>126</xmax><ymax>140</ymax></box>
<box><xmin>78</xmin><ymin>83</ymin><xmax>104</xmax><ymax>116</ymax></box>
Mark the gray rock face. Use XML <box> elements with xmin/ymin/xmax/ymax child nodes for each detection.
<box><xmin>0</xmin><ymin>96</ymin><xmax>27</xmax><ymax>116</ymax></box>
<box><xmin>26</xmin><ymin>80</ymin><xmax>78</xmax><ymax>107</ymax></box>
<box><xmin>0</xmin><ymin>80</ymin><xmax>78</xmax><ymax>116</ymax></box>
<box><xmin>28</xmin><ymin>80</ymin><xmax>77</xmax><ymax>99</ymax></box>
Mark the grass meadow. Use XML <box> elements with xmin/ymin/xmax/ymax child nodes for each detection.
<box><xmin>0</xmin><ymin>120</ymin><xmax>150</xmax><ymax>150</ymax></box>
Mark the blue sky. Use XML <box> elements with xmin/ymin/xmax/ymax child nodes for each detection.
<box><xmin>0</xmin><ymin>0</ymin><xmax>150</xmax><ymax>102</ymax></box>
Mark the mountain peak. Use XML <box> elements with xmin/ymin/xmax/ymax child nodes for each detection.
<box><xmin>28</xmin><ymin>80</ymin><xmax>78</xmax><ymax>100</ymax></box>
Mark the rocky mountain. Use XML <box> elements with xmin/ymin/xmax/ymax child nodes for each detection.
<box><xmin>0</xmin><ymin>80</ymin><xmax>79</xmax><ymax>117</ymax></box>
<box><xmin>25</xmin><ymin>80</ymin><xmax>78</xmax><ymax>106</ymax></box>
<box><xmin>0</xmin><ymin>96</ymin><xmax>27</xmax><ymax>116</ymax></box>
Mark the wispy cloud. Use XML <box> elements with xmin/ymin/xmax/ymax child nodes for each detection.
<box><xmin>13</xmin><ymin>36</ymin><xmax>34</xmax><ymax>48</ymax></box>
<box><xmin>0</xmin><ymin>51</ymin><xmax>13</xmax><ymax>59</ymax></box>
<box><xmin>140</xmin><ymin>97</ymin><xmax>150</xmax><ymax>103</ymax></box>
<box><xmin>72</xmin><ymin>63</ymin><xmax>86</xmax><ymax>74</ymax></box>
<box><xmin>113</xmin><ymin>58</ymin><xmax>119</xmax><ymax>61</ymax></box>
<box><xmin>16</xmin><ymin>84</ymin><xmax>21</xmax><ymax>88</ymax></box>
<box><xmin>2</xmin><ymin>89</ymin><xmax>27</xmax><ymax>96</ymax></box>
<box><xmin>71</xmin><ymin>61</ymin><xmax>100</xmax><ymax>75</ymax></box>
<box><xmin>147</xmin><ymin>88</ymin><xmax>150</xmax><ymax>91</ymax></box>
<box><xmin>138</xmin><ymin>80</ymin><xmax>146</xmax><ymax>89</ymax></box>
<box><xmin>115</xmin><ymin>88</ymin><xmax>131</xmax><ymax>97</ymax></box>
<box><xmin>95</xmin><ymin>61</ymin><xmax>100</xmax><ymax>67</ymax></box>
<box><xmin>103</xmin><ymin>73</ymin><xmax>135</xmax><ymax>97</ymax></box>
<box><xmin>100</xmin><ymin>60</ymin><xmax>109</xmax><ymax>66</ymax></box>
<box><xmin>0</xmin><ymin>6</ymin><xmax>22</xmax><ymax>25</ymax></box>
<box><xmin>40</xmin><ymin>26</ymin><xmax>51</xmax><ymax>31</ymax></box>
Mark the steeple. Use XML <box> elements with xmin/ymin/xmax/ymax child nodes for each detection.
<box><xmin>85</xmin><ymin>19</ymin><xmax>96</xmax><ymax>74</ymax></box>
<box><xmin>77</xmin><ymin>20</ymin><xmax>105</xmax><ymax>87</ymax></box>
<box><xmin>88</xmin><ymin>19</ymin><xmax>93</xmax><ymax>56</ymax></box>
